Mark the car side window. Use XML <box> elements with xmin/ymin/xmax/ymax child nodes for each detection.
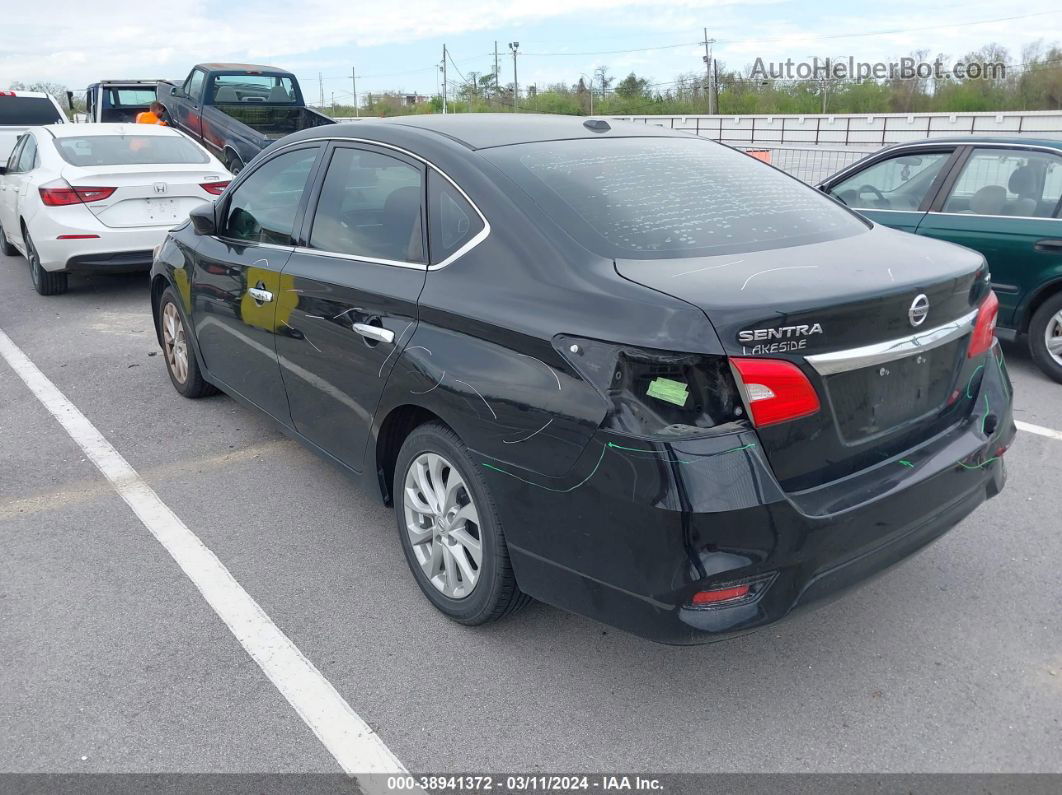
<box><xmin>830</xmin><ymin>151</ymin><xmax>951</xmax><ymax>211</ymax></box>
<box><xmin>5</xmin><ymin>137</ymin><xmax>26</xmax><ymax>172</ymax></box>
<box><xmin>942</xmin><ymin>148</ymin><xmax>1062</xmax><ymax>219</ymax></box>
<box><xmin>428</xmin><ymin>170</ymin><xmax>484</xmax><ymax>264</ymax></box>
<box><xmin>222</xmin><ymin>147</ymin><xmax>319</xmax><ymax>246</ymax></box>
<box><xmin>308</xmin><ymin>146</ymin><xmax>425</xmax><ymax>263</ymax></box>
<box><xmin>17</xmin><ymin>136</ymin><xmax>37</xmax><ymax>172</ymax></box>
<box><xmin>185</xmin><ymin>69</ymin><xmax>206</xmax><ymax>100</ymax></box>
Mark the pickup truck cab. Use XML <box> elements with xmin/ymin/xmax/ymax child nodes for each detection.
<box><xmin>0</xmin><ymin>90</ymin><xmax>66</xmax><ymax>163</ymax></box>
<box><xmin>159</xmin><ymin>63</ymin><xmax>334</xmax><ymax>174</ymax></box>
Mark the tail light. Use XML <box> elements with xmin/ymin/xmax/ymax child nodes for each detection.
<box><xmin>0</xmin><ymin>91</ymin><xmax>16</xmax><ymax>97</ymax></box>
<box><xmin>691</xmin><ymin>585</ymin><xmax>750</xmax><ymax>605</ymax></box>
<box><xmin>200</xmin><ymin>180</ymin><xmax>230</xmax><ymax>195</ymax></box>
<box><xmin>967</xmin><ymin>290</ymin><xmax>999</xmax><ymax>359</ymax></box>
<box><xmin>730</xmin><ymin>357</ymin><xmax>820</xmax><ymax>428</ymax></box>
<box><xmin>555</xmin><ymin>335</ymin><xmax>744</xmax><ymax>439</ymax></box>
<box><xmin>39</xmin><ymin>180</ymin><xmax>114</xmax><ymax>206</ymax></box>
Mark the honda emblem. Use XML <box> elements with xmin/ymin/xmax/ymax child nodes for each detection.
<box><xmin>153</xmin><ymin>182</ymin><xmax>167</xmax><ymax>194</ymax></box>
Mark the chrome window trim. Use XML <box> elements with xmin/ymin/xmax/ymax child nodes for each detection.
<box><xmin>926</xmin><ymin>211</ymin><xmax>1062</xmax><ymax>222</ymax></box>
<box><xmin>805</xmin><ymin>309</ymin><xmax>978</xmax><ymax>376</ymax></box>
<box><xmin>267</xmin><ymin>135</ymin><xmax>491</xmax><ymax>270</ymax></box>
<box><xmin>213</xmin><ymin>238</ymin><xmax>294</xmax><ymax>252</ymax></box>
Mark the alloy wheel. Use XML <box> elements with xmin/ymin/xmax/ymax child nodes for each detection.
<box><xmin>162</xmin><ymin>303</ymin><xmax>189</xmax><ymax>384</ymax></box>
<box><xmin>1045</xmin><ymin>310</ymin><xmax>1062</xmax><ymax>368</ymax></box>
<box><xmin>403</xmin><ymin>452</ymin><xmax>482</xmax><ymax>599</ymax></box>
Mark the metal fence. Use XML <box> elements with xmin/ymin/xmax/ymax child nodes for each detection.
<box><xmin>736</xmin><ymin>146</ymin><xmax>867</xmax><ymax>184</ymax></box>
<box><xmin>611</xmin><ymin>110</ymin><xmax>1062</xmax><ymax>147</ymax></box>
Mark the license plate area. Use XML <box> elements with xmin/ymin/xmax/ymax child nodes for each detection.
<box><xmin>824</xmin><ymin>339</ymin><xmax>964</xmax><ymax>443</ymax></box>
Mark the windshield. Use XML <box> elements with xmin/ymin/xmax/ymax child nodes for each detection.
<box><xmin>54</xmin><ymin>135</ymin><xmax>209</xmax><ymax>166</ymax></box>
<box><xmin>483</xmin><ymin>136</ymin><xmax>868</xmax><ymax>259</ymax></box>
<box><xmin>0</xmin><ymin>95</ymin><xmax>63</xmax><ymax>126</ymax></box>
<box><xmin>211</xmin><ymin>74</ymin><xmax>298</xmax><ymax>104</ymax></box>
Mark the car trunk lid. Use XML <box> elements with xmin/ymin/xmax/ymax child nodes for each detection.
<box><xmin>60</xmin><ymin>164</ymin><xmax>226</xmax><ymax>228</ymax></box>
<box><xmin>616</xmin><ymin>225</ymin><xmax>990</xmax><ymax>490</ymax></box>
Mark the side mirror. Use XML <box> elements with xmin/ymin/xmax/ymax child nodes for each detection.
<box><xmin>0</xmin><ymin>166</ymin><xmax>7</xmax><ymax>176</ymax></box>
<box><xmin>170</xmin><ymin>86</ymin><xmax>180</xmax><ymax>97</ymax></box>
<box><xmin>65</xmin><ymin>91</ymin><xmax>74</xmax><ymax>110</ymax></box>
<box><xmin>189</xmin><ymin>202</ymin><xmax>217</xmax><ymax>235</ymax></box>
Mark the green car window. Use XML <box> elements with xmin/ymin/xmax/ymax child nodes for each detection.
<box><xmin>943</xmin><ymin>148</ymin><xmax>1062</xmax><ymax>219</ymax></box>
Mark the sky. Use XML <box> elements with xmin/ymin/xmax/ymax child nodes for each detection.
<box><xmin>3</xmin><ymin>0</ymin><xmax>1061</xmax><ymax>103</ymax></box>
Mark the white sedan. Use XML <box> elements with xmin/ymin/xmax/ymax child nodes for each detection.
<box><xmin>0</xmin><ymin>123</ymin><xmax>231</xmax><ymax>295</ymax></box>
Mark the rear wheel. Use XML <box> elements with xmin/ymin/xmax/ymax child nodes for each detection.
<box><xmin>24</xmin><ymin>227</ymin><xmax>67</xmax><ymax>296</ymax></box>
<box><xmin>1028</xmin><ymin>293</ymin><xmax>1062</xmax><ymax>384</ymax></box>
<box><xmin>394</xmin><ymin>422</ymin><xmax>530</xmax><ymax>624</ymax></box>
<box><xmin>158</xmin><ymin>288</ymin><xmax>217</xmax><ymax>398</ymax></box>
<box><xmin>0</xmin><ymin>218</ymin><xmax>17</xmax><ymax>256</ymax></box>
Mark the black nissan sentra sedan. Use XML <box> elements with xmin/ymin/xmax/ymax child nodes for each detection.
<box><xmin>149</xmin><ymin>115</ymin><xmax>1015</xmax><ymax>644</ymax></box>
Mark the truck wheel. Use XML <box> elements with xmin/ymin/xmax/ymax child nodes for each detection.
<box><xmin>1028</xmin><ymin>293</ymin><xmax>1062</xmax><ymax>384</ymax></box>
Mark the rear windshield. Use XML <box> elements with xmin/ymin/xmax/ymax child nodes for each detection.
<box><xmin>105</xmin><ymin>88</ymin><xmax>157</xmax><ymax>108</ymax></box>
<box><xmin>0</xmin><ymin>96</ymin><xmax>63</xmax><ymax>126</ymax></box>
<box><xmin>211</xmin><ymin>74</ymin><xmax>298</xmax><ymax>104</ymax></box>
<box><xmin>54</xmin><ymin>135</ymin><xmax>209</xmax><ymax>167</ymax></box>
<box><xmin>483</xmin><ymin>136</ymin><xmax>868</xmax><ymax>259</ymax></box>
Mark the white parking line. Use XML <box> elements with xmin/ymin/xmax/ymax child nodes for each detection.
<box><xmin>1016</xmin><ymin>420</ymin><xmax>1062</xmax><ymax>442</ymax></box>
<box><xmin>0</xmin><ymin>327</ymin><xmax>406</xmax><ymax>780</ymax></box>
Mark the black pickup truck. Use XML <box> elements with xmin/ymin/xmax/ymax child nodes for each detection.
<box><xmin>158</xmin><ymin>63</ymin><xmax>334</xmax><ymax>173</ymax></box>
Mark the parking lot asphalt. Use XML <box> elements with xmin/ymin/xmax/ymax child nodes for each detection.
<box><xmin>1</xmin><ymin>253</ymin><xmax>1060</xmax><ymax>775</ymax></box>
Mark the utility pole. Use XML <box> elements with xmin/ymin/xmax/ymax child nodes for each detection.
<box><xmin>351</xmin><ymin>67</ymin><xmax>359</xmax><ymax>117</ymax></box>
<box><xmin>509</xmin><ymin>42</ymin><xmax>520</xmax><ymax>111</ymax></box>
<box><xmin>494</xmin><ymin>41</ymin><xmax>500</xmax><ymax>105</ymax></box>
<box><xmin>318</xmin><ymin>72</ymin><xmax>324</xmax><ymax>107</ymax></box>
<box><xmin>702</xmin><ymin>27</ymin><xmax>716</xmax><ymax>114</ymax></box>
<box><xmin>441</xmin><ymin>44</ymin><xmax>448</xmax><ymax>114</ymax></box>
<box><xmin>713</xmin><ymin>57</ymin><xmax>720</xmax><ymax>115</ymax></box>
<box><xmin>331</xmin><ymin>91</ymin><xmax>335</xmax><ymax>116</ymax></box>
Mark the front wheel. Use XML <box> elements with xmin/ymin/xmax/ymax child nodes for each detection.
<box><xmin>394</xmin><ymin>422</ymin><xmax>531</xmax><ymax>625</ymax></box>
<box><xmin>1028</xmin><ymin>293</ymin><xmax>1062</xmax><ymax>384</ymax></box>
<box><xmin>158</xmin><ymin>288</ymin><xmax>218</xmax><ymax>398</ymax></box>
<box><xmin>25</xmin><ymin>227</ymin><xmax>67</xmax><ymax>296</ymax></box>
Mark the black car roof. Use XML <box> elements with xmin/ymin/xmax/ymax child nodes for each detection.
<box><xmin>364</xmin><ymin>113</ymin><xmax>689</xmax><ymax>150</ymax></box>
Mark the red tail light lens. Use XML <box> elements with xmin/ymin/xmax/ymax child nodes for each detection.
<box><xmin>691</xmin><ymin>584</ymin><xmax>750</xmax><ymax>606</ymax></box>
<box><xmin>967</xmin><ymin>290</ymin><xmax>999</xmax><ymax>359</ymax></box>
<box><xmin>731</xmin><ymin>357</ymin><xmax>821</xmax><ymax>428</ymax></box>
<box><xmin>0</xmin><ymin>91</ymin><xmax>16</xmax><ymax>97</ymax></box>
<box><xmin>39</xmin><ymin>181</ymin><xmax>114</xmax><ymax>206</ymax></box>
<box><xmin>200</xmin><ymin>181</ymin><xmax>230</xmax><ymax>195</ymax></box>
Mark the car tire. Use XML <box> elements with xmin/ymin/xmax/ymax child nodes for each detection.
<box><xmin>0</xmin><ymin>218</ymin><xmax>17</xmax><ymax>256</ymax></box>
<box><xmin>24</xmin><ymin>227</ymin><xmax>67</xmax><ymax>296</ymax></box>
<box><xmin>157</xmin><ymin>287</ymin><xmax>218</xmax><ymax>398</ymax></box>
<box><xmin>394</xmin><ymin>421</ymin><xmax>531</xmax><ymax>625</ymax></box>
<box><xmin>1028</xmin><ymin>292</ymin><xmax>1062</xmax><ymax>384</ymax></box>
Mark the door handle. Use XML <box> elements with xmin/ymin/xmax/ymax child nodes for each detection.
<box><xmin>353</xmin><ymin>323</ymin><xmax>395</xmax><ymax>344</ymax></box>
<box><xmin>247</xmin><ymin>287</ymin><xmax>273</xmax><ymax>303</ymax></box>
<box><xmin>1034</xmin><ymin>239</ymin><xmax>1062</xmax><ymax>252</ymax></box>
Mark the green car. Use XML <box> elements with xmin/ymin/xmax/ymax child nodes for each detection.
<box><xmin>819</xmin><ymin>137</ymin><xmax>1062</xmax><ymax>383</ymax></box>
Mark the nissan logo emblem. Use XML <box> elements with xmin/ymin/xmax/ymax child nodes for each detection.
<box><xmin>909</xmin><ymin>294</ymin><xmax>930</xmax><ymax>327</ymax></box>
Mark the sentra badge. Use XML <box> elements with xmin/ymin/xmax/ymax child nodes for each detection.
<box><xmin>738</xmin><ymin>323</ymin><xmax>822</xmax><ymax>354</ymax></box>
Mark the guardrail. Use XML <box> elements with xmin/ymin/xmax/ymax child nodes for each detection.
<box><xmin>611</xmin><ymin>110</ymin><xmax>1062</xmax><ymax>148</ymax></box>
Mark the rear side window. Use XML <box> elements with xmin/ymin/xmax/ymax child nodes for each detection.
<box><xmin>309</xmin><ymin>146</ymin><xmax>424</xmax><ymax>263</ymax></box>
<box><xmin>942</xmin><ymin>148</ymin><xmax>1062</xmax><ymax>218</ymax></box>
<box><xmin>483</xmin><ymin>137</ymin><xmax>867</xmax><ymax>259</ymax></box>
<box><xmin>54</xmin><ymin>135</ymin><xmax>209</xmax><ymax>166</ymax></box>
<box><xmin>223</xmin><ymin>146</ymin><xmax>319</xmax><ymax>246</ymax></box>
<box><xmin>0</xmin><ymin>96</ymin><xmax>63</xmax><ymax>126</ymax></box>
<box><xmin>428</xmin><ymin>170</ymin><xmax>484</xmax><ymax>264</ymax></box>
<box><xmin>17</xmin><ymin>136</ymin><xmax>37</xmax><ymax>171</ymax></box>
